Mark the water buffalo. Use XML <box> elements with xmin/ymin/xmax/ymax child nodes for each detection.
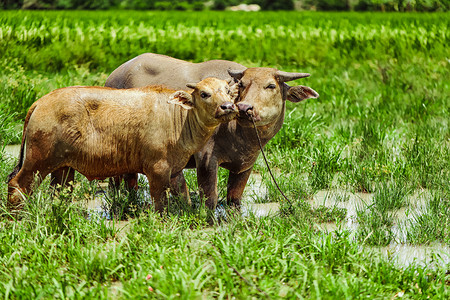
<box><xmin>105</xmin><ymin>53</ymin><xmax>319</xmax><ymax>210</ymax></box>
<box><xmin>7</xmin><ymin>78</ymin><xmax>238</xmax><ymax>213</ymax></box>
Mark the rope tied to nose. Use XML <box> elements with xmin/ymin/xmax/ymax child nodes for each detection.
<box><xmin>251</xmin><ymin>116</ymin><xmax>294</xmax><ymax>209</ymax></box>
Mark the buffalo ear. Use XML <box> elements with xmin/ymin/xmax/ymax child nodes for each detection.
<box><xmin>286</xmin><ymin>85</ymin><xmax>319</xmax><ymax>103</ymax></box>
<box><xmin>168</xmin><ymin>91</ymin><xmax>194</xmax><ymax>110</ymax></box>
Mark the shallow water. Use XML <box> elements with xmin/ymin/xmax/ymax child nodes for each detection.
<box><xmin>2</xmin><ymin>144</ymin><xmax>20</xmax><ymax>159</ymax></box>
<box><xmin>242</xmin><ymin>202</ymin><xmax>280</xmax><ymax>217</ymax></box>
<box><xmin>242</xmin><ymin>174</ymin><xmax>449</xmax><ymax>268</ymax></box>
<box><xmin>374</xmin><ymin>243</ymin><xmax>450</xmax><ymax>268</ymax></box>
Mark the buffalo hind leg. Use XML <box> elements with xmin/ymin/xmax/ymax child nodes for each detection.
<box><xmin>124</xmin><ymin>173</ymin><xmax>139</xmax><ymax>191</ymax></box>
<box><xmin>170</xmin><ymin>171</ymin><xmax>191</xmax><ymax>207</ymax></box>
<box><xmin>8</xmin><ymin>168</ymin><xmax>49</xmax><ymax>211</ymax></box>
<box><xmin>196</xmin><ymin>158</ymin><xmax>219</xmax><ymax>211</ymax></box>
<box><xmin>226</xmin><ymin>167</ymin><xmax>253</xmax><ymax>209</ymax></box>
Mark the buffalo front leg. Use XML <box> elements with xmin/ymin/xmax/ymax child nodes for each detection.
<box><xmin>226</xmin><ymin>167</ymin><xmax>253</xmax><ymax>209</ymax></box>
<box><xmin>196</xmin><ymin>158</ymin><xmax>219</xmax><ymax>211</ymax></box>
<box><xmin>145</xmin><ymin>163</ymin><xmax>171</xmax><ymax>214</ymax></box>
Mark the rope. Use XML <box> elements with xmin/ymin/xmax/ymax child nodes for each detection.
<box><xmin>251</xmin><ymin>117</ymin><xmax>294</xmax><ymax>209</ymax></box>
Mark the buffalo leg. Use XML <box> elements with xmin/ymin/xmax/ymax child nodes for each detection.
<box><xmin>123</xmin><ymin>173</ymin><xmax>139</xmax><ymax>204</ymax></box>
<box><xmin>145</xmin><ymin>162</ymin><xmax>170</xmax><ymax>214</ymax></box>
<box><xmin>50</xmin><ymin>167</ymin><xmax>75</xmax><ymax>191</ymax></box>
<box><xmin>226</xmin><ymin>167</ymin><xmax>253</xmax><ymax>209</ymax></box>
<box><xmin>124</xmin><ymin>173</ymin><xmax>139</xmax><ymax>191</ymax></box>
<box><xmin>196</xmin><ymin>158</ymin><xmax>219</xmax><ymax>210</ymax></box>
<box><xmin>8</xmin><ymin>167</ymin><xmax>49</xmax><ymax>210</ymax></box>
<box><xmin>109</xmin><ymin>173</ymin><xmax>138</xmax><ymax>191</ymax></box>
<box><xmin>170</xmin><ymin>171</ymin><xmax>191</xmax><ymax>206</ymax></box>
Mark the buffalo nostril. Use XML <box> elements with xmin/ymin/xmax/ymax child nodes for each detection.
<box><xmin>220</xmin><ymin>102</ymin><xmax>235</xmax><ymax>111</ymax></box>
<box><xmin>238</xmin><ymin>103</ymin><xmax>253</xmax><ymax>112</ymax></box>
<box><xmin>237</xmin><ymin>103</ymin><xmax>254</xmax><ymax>114</ymax></box>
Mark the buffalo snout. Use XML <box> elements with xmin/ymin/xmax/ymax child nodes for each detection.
<box><xmin>215</xmin><ymin>102</ymin><xmax>238</xmax><ymax>120</ymax></box>
<box><xmin>237</xmin><ymin>103</ymin><xmax>261</xmax><ymax>122</ymax></box>
<box><xmin>220</xmin><ymin>102</ymin><xmax>236</xmax><ymax>112</ymax></box>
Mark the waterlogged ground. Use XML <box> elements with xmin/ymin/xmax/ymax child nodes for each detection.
<box><xmin>3</xmin><ymin>145</ymin><xmax>449</xmax><ymax>269</ymax></box>
<box><xmin>244</xmin><ymin>173</ymin><xmax>450</xmax><ymax>268</ymax></box>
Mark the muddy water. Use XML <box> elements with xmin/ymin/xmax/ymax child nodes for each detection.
<box><xmin>375</xmin><ymin>243</ymin><xmax>450</xmax><ymax>267</ymax></box>
<box><xmin>4</xmin><ymin>145</ymin><xmax>448</xmax><ymax>268</ymax></box>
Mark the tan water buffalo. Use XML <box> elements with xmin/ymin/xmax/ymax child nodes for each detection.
<box><xmin>105</xmin><ymin>53</ymin><xmax>319</xmax><ymax>210</ymax></box>
<box><xmin>7</xmin><ymin>78</ymin><xmax>238</xmax><ymax>213</ymax></box>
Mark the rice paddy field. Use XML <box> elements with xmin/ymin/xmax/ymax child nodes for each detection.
<box><xmin>0</xmin><ymin>10</ymin><xmax>449</xmax><ymax>298</ymax></box>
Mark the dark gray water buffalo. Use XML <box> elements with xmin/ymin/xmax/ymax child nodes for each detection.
<box><xmin>7</xmin><ymin>78</ymin><xmax>238</xmax><ymax>213</ymax></box>
<box><xmin>105</xmin><ymin>53</ymin><xmax>319</xmax><ymax>210</ymax></box>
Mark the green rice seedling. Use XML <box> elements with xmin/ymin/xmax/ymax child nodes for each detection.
<box><xmin>98</xmin><ymin>175</ymin><xmax>152</xmax><ymax>220</ymax></box>
<box><xmin>373</xmin><ymin>179</ymin><xmax>411</xmax><ymax>211</ymax></box>
<box><xmin>404</xmin><ymin>135</ymin><xmax>449</xmax><ymax>189</ymax></box>
<box><xmin>311</xmin><ymin>205</ymin><xmax>347</xmax><ymax>223</ymax></box>
<box><xmin>48</xmin><ymin>185</ymin><xmax>85</xmax><ymax>235</ymax></box>
<box><xmin>257</xmin><ymin>170</ymin><xmax>312</xmax><ymax>205</ymax></box>
<box><xmin>406</xmin><ymin>190</ymin><xmax>450</xmax><ymax>245</ymax></box>
<box><xmin>307</xmin><ymin>141</ymin><xmax>343</xmax><ymax>191</ymax></box>
<box><xmin>356</xmin><ymin>202</ymin><xmax>396</xmax><ymax>246</ymax></box>
<box><xmin>270</xmin><ymin>107</ymin><xmax>324</xmax><ymax>151</ymax></box>
<box><xmin>358</xmin><ymin>118</ymin><xmax>388</xmax><ymax>155</ymax></box>
<box><xmin>0</xmin><ymin>83</ymin><xmax>37</xmax><ymax>121</ymax></box>
<box><xmin>343</xmin><ymin>160</ymin><xmax>377</xmax><ymax>193</ymax></box>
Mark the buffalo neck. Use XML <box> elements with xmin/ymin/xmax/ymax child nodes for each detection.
<box><xmin>174</xmin><ymin>105</ymin><xmax>218</xmax><ymax>157</ymax></box>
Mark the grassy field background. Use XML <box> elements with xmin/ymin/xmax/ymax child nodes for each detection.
<box><xmin>0</xmin><ymin>10</ymin><xmax>449</xmax><ymax>298</ymax></box>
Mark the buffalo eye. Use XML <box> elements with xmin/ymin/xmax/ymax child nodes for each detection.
<box><xmin>200</xmin><ymin>92</ymin><xmax>210</xmax><ymax>99</ymax></box>
<box><xmin>265</xmin><ymin>83</ymin><xmax>276</xmax><ymax>89</ymax></box>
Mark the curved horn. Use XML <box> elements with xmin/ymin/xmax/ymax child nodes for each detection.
<box><xmin>228</xmin><ymin>69</ymin><xmax>244</xmax><ymax>80</ymax></box>
<box><xmin>275</xmin><ymin>71</ymin><xmax>310</xmax><ymax>82</ymax></box>
<box><xmin>186</xmin><ymin>83</ymin><xmax>197</xmax><ymax>89</ymax></box>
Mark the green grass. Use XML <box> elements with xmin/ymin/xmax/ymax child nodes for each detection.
<box><xmin>0</xmin><ymin>10</ymin><xmax>449</xmax><ymax>297</ymax></box>
<box><xmin>0</xmin><ymin>168</ymin><xmax>448</xmax><ymax>298</ymax></box>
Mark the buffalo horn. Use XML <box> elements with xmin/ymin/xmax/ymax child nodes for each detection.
<box><xmin>276</xmin><ymin>71</ymin><xmax>310</xmax><ymax>82</ymax></box>
<box><xmin>228</xmin><ymin>69</ymin><xmax>244</xmax><ymax>80</ymax></box>
<box><xmin>186</xmin><ymin>83</ymin><xmax>197</xmax><ymax>89</ymax></box>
